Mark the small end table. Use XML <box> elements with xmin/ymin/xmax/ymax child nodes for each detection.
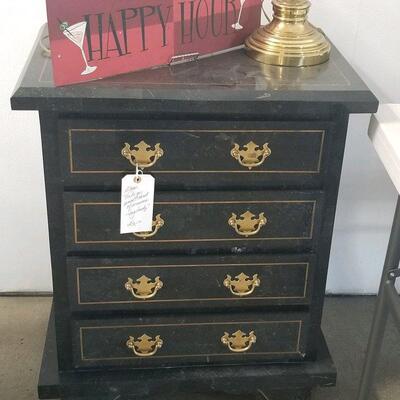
<box><xmin>358</xmin><ymin>104</ymin><xmax>400</xmax><ymax>400</ymax></box>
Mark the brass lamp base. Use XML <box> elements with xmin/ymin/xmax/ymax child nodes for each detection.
<box><xmin>245</xmin><ymin>0</ymin><xmax>331</xmax><ymax>67</ymax></box>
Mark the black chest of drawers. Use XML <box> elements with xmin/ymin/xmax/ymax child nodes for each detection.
<box><xmin>12</xmin><ymin>27</ymin><xmax>378</xmax><ymax>400</ymax></box>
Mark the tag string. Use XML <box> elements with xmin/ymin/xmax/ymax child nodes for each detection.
<box><xmin>134</xmin><ymin>164</ymin><xmax>143</xmax><ymax>183</ymax></box>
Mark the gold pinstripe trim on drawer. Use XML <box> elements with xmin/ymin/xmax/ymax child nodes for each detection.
<box><xmin>75</xmin><ymin>262</ymin><xmax>310</xmax><ymax>305</ymax></box>
<box><xmin>72</xmin><ymin>200</ymin><xmax>317</xmax><ymax>244</ymax></box>
<box><xmin>68</xmin><ymin>129</ymin><xmax>325</xmax><ymax>174</ymax></box>
<box><xmin>79</xmin><ymin>320</ymin><xmax>303</xmax><ymax>361</ymax></box>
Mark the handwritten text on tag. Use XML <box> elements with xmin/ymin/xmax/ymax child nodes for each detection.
<box><xmin>120</xmin><ymin>175</ymin><xmax>155</xmax><ymax>234</ymax></box>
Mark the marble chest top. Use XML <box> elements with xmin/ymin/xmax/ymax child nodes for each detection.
<box><xmin>11</xmin><ymin>26</ymin><xmax>378</xmax><ymax>114</ymax></box>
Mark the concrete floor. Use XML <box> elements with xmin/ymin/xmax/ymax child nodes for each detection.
<box><xmin>0</xmin><ymin>296</ymin><xmax>399</xmax><ymax>400</ymax></box>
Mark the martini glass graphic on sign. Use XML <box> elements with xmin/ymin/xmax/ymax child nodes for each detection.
<box><xmin>232</xmin><ymin>0</ymin><xmax>246</xmax><ymax>30</ymax></box>
<box><xmin>60</xmin><ymin>21</ymin><xmax>97</xmax><ymax>76</ymax></box>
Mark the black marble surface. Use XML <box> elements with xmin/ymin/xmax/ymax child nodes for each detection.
<box><xmin>11</xmin><ymin>26</ymin><xmax>378</xmax><ymax>115</ymax></box>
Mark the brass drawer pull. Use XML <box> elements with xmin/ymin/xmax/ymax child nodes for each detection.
<box><xmin>133</xmin><ymin>214</ymin><xmax>164</xmax><ymax>239</ymax></box>
<box><xmin>228</xmin><ymin>211</ymin><xmax>267</xmax><ymax>237</ymax></box>
<box><xmin>223</xmin><ymin>273</ymin><xmax>260</xmax><ymax>297</ymax></box>
<box><xmin>231</xmin><ymin>141</ymin><xmax>271</xmax><ymax>169</ymax></box>
<box><xmin>126</xmin><ymin>334</ymin><xmax>163</xmax><ymax>357</ymax></box>
<box><xmin>125</xmin><ymin>275</ymin><xmax>163</xmax><ymax>300</ymax></box>
<box><xmin>221</xmin><ymin>330</ymin><xmax>256</xmax><ymax>353</ymax></box>
<box><xmin>121</xmin><ymin>141</ymin><xmax>164</xmax><ymax>169</ymax></box>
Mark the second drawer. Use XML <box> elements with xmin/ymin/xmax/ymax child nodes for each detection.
<box><xmin>64</xmin><ymin>190</ymin><xmax>323</xmax><ymax>254</ymax></box>
<box><xmin>67</xmin><ymin>253</ymin><xmax>315</xmax><ymax>312</ymax></box>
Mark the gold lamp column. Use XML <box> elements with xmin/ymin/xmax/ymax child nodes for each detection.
<box><xmin>245</xmin><ymin>0</ymin><xmax>331</xmax><ymax>67</ymax></box>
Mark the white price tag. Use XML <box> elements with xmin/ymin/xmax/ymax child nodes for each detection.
<box><xmin>120</xmin><ymin>173</ymin><xmax>155</xmax><ymax>234</ymax></box>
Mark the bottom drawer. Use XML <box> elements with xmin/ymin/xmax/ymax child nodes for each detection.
<box><xmin>73</xmin><ymin>312</ymin><xmax>309</xmax><ymax>369</ymax></box>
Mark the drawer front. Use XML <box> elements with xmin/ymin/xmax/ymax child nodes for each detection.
<box><xmin>59</xmin><ymin>119</ymin><xmax>331</xmax><ymax>189</ymax></box>
<box><xmin>65</xmin><ymin>191</ymin><xmax>323</xmax><ymax>254</ymax></box>
<box><xmin>73</xmin><ymin>312</ymin><xmax>308</xmax><ymax>368</ymax></box>
<box><xmin>68</xmin><ymin>254</ymin><xmax>315</xmax><ymax>312</ymax></box>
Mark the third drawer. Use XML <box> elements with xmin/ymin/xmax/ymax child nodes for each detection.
<box><xmin>67</xmin><ymin>253</ymin><xmax>315</xmax><ymax>313</ymax></box>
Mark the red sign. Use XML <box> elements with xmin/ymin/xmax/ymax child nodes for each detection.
<box><xmin>46</xmin><ymin>0</ymin><xmax>262</xmax><ymax>86</ymax></box>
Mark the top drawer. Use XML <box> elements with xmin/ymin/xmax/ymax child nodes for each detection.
<box><xmin>58</xmin><ymin>119</ymin><xmax>332</xmax><ymax>189</ymax></box>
